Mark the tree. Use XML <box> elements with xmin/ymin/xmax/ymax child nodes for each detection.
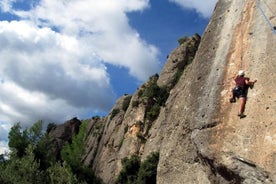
<box><xmin>47</xmin><ymin>162</ymin><xmax>78</xmax><ymax>184</ymax></box>
<box><xmin>116</xmin><ymin>155</ymin><xmax>141</xmax><ymax>184</ymax></box>
<box><xmin>8</xmin><ymin>123</ymin><xmax>29</xmax><ymax>157</ymax></box>
<box><xmin>137</xmin><ymin>152</ymin><xmax>159</xmax><ymax>184</ymax></box>
<box><xmin>61</xmin><ymin>121</ymin><xmax>87</xmax><ymax>169</ymax></box>
<box><xmin>0</xmin><ymin>145</ymin><xmax>46</xmax><ymax>184</ymax></box>
<box><xmin>61</xmin><ymin>121</ymin><xmax>101</xmax><ymax>184</ymax></box>
<box><xmin>116</xmin><ymin>152</ymin><xmax>160</xmax><ymax>184</ymax></box>
<box><xmin>8</xmin><ymin>121</ymin><xmax>55</xmax><ymax>170</ymax></box>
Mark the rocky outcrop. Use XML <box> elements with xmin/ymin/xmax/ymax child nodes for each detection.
<box><xmin>48</xmin><ymin>117</ymin><xmax>82</xmax><ymax>160</ymax></box>
<box><xmin>157</xmin><ymin>33</ymin><xmax>201</xmax><ymax>89</ymax></box>
<box><xmin>51</xmin><ymin>0</ymin><xmax>276</xmax><ymax>183</ymax></box>
<box><xmin>155</xmin><ymin>0</ymin><xmax>276</xmax><ymax>183</ymax></box>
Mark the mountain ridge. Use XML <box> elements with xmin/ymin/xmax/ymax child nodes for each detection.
<box><xmin>49</xmin><ymin>0</ymin><xmax>276</xmax><ymax>183</ymax></box>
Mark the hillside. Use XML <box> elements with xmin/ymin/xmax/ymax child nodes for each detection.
<box><xmin>49</xmin><ymin>0</ymin><xmax>276</xmax><ymax>183</ymax></box>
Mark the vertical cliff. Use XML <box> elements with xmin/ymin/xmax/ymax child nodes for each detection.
<box><xmin>51</xmin><ymin>0</ymin><xmax>276</xmax><ymax>183</ymax></box>
<box><xmin>155</xmin><ymin>0</ymin><xmax>276</xmax><ymax>183</ymax></box>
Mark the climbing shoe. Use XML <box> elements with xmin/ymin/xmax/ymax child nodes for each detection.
<box><xmin>229</xmin><ymin>98</ymin><xmax>236</xmax><ymax>103</ymax></box>
<box><xmin>238</xmin><ymin>113</ymin><xmax>246</xmax><ymax>119</ymax></box>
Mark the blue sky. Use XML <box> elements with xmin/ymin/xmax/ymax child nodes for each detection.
<box><xmin>0</xmin><ymin>0</ymin><xmax>217</xmax><ymax>154</ymax></box>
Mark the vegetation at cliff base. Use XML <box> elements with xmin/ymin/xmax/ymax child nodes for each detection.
<box><xmin>0</xmin><ymin>121</ymin><xmax>102</xmax><ymax>184</ymax></box>
<box><xmin>116</xmin><ymin>152</ymin><xmax>159</xmax><ymax>184</ymax></box>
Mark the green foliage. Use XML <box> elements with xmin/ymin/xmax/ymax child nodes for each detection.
<box><xmin>61</xmin><ymin>122</ymin><xmax>87</xmax><ymax>169</ymax></box>
<box><xmin>28</xmin><ymin>120</ymin><xmax>44</xmax><ymax>145</ymax></box>
<box><xmin>122</xmin><ymin>95</ymin><xmax>132</xmax><ymax>111</ymax></box>
<box><xmin>137</xmin><ymin>89</ymin><xmax>144</xmax><ymax>98</ymax></box>
<box><xmin>0</xmin><ymin>145</ymin><xmax>46</xmax><ymax>184</ymax></box>
<box><xmin>171</xmin><ymin>69</ymin><xmax>184</xmax><ymax>88</ymax></box>
<box><xmin>8</xmin><ymin>121</ymin><xmax>55</xmax><ymax>169</ymax></box>
<box><xmin>46</xmin><ymin>122</ymin><xmax>57</xmax><ymax>133</ymax></box>
<box><xmin>132</xmin><ymin>100</ymin><xmax>139</xmax><ymax>108</ymax></box>
<box><xmin>116</xmin><ymin>152</ymin><xmax>160</xmax><ymax>184</ymax></box>
<box><xmin>4</xmin><ymin>121</ymin><xmax>102</xmax><ymax>184</ymax></box>
<box><xmin>118</xmin><ymin>137</ymin><xmax>124</xmax><ymax>150</ymax></box>
<box><xmin>61</xmin><ymin>121</ymin><xmax>101</xmax><ymax>183</ymax></box>
<box><xmin>116</xmin><ymin>155</ymin><xmax>141</xmax><ymax>184</ymax></box>
<box><xmin>47</xmin><ymin>162</ymin><xmax>78</xmax><ymax>184</ymax></box>
<box><xmin>92</xmin><ymin>121</ymin><xmax>103</xmax><ymax>136</ymax></box>
<box><xmin>8</xmin><ymin>123</ymin><xmax>29</xmax><ymax>157</ymax></box>
<box><xmin>137</xmin><ymin>133</ymin><xmax>147</xmax><ymax>144</ymax></box>
<box><xmin>178</xmin><ymin>36</ymin><xmax>188</xmax><ymax>45</ymax></box>
<box><xmin>137</xmin><ymin>152</ymin><xmax>159</xmax><ymax>184</ymax></box>
<box><xmin>143</xmin><ymin>84</ymin><xmax>169</xmax><ymax>122</ymax></box>
<box><xmin>124</xmin><ymin>125</ymin><xmax>128</xmax><ymax>134</ymax></box>
<box><xmin>0</xmin><ymin>145</ymin><xmax>78</xmax><ymax>184</ymax></box>
<box><xmin>110</xmin><ymin>108</ymin><xmax>120</xmax><ymax>120</ymax></box>
<box><xmin>138</xmin><ymin>74</ymin><xmax>169</xmax><ymax>122</ymax></box>
<box><xmin>146</xmin><ymin>104</ymin><xmax>160</xmax><ymax>122</ymax></box>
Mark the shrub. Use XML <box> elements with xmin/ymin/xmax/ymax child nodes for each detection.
<box><xmin>137</xmin><ymin>152</ymin><xmax>159</xmax><ymax>184</ymax></box>
<box><xmin>137</xmin><ymin>133</ymin><xmax>147</xmax><ymax>144</ymax></box>
<box><xmin>178</xmin><ymin>36</ymin><xmax>188</xmax><ymax>45</ymax></box>
<box><xmin>122</xmin><ymin>96</ymin><xmax>132</xmax><ymax>111</ymax></box>
<box><xmin>46</xmin><ymin>123</ymin><xmax>57</xmax><ymax>133</ymax></box>
<box><xmin>132</xmin><ymin>100</ymin><xmax>139</xmax><ymax>108</ymax></box>
<box><xmin>116</xmin><ymin>155</ymin><xmax>140</xmax><ymax>184</ymax></box>
<box><xmin>116</xmin><ymin>152</ymin><xmax>160</xmax><ymax>184</ymax></box>
<box><xmin>118</xmin><ymin>138</ymin><xmax>124</xmax><ymax>151</ymax></box>
<box><xmin>146</xmin><ymin>104</ymin><xmax>161</xmax><ymax>122</ymax></box>
<box><xmin>110</xmin><ymin>109</ymin><xmax>120</xmax><ymax>120</ymax></box>
<box><xmin>93</xmin><ymin>121</ymin><xmax>103</xmax><ymax>136</ymax></box>
<box><xmin>171</xmin><ymin>69</ymin><xmax>184</xmax><ymax>88</ymax></box>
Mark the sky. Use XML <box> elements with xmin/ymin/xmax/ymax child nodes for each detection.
<box><xmin>0</xmin><ymin>0</ymin><xmax>217</xmax><ymax>154</ymax></box>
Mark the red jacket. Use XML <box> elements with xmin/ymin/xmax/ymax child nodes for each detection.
<box><xmin>235</xmin><ymin>76</ymin><xmax>249</xmax><ymax>87</ymax></box>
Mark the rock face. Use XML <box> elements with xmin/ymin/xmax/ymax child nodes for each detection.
<box><xmin>48</xmin><ymin>117</ymin><xmax>82</xmax><ymax>160</ymax></box>
<box><xmin>53</xmin><ymin>0</ymin><xmax>276</xmax><ymax>183</ymax></box>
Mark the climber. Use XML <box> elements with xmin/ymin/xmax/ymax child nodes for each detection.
<box><xmin>229</xmin><ymin>70</ymin><xmax>257</xmax><ymax>118</ymax></box>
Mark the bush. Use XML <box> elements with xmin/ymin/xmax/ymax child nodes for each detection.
<box><xmin>171</xmin><ymin>69</ymin><xmax>184</xmax><ymax>88</ymax></box>
<box><xmin>116</xmin><ymin>155</ymin><xmax>140</xmax><ymax>184</ymax></box>
<box><xmin>116</xmin><ymin>152</ymin><xmax>160</xmax><ymax>184</ymax></box>
<box><xmin>132</xmin><ymin>100</ymin><xmax>139</xmax><ymax>108</ymax></box>
<box><xmin>139</xmin><ymin>74</ymin><xmax>169</xmax><ymax>122</ymax></box>
<box><xmin>92</xmin><ymin>121</ymin><xmax>103</xmax><ymax>136</ymax></box>
<box><xmin>178</xmin><ymin>36</ymin><xmax>188</xmax><ymax>45</ymax></box>
<box><xmin>137</xmin><ymin>152</ymin><xmax>159</xmax><ymax>184</ymax></box>
<box><xmin>110</xmin><ymin>109</ymin><xmax>120</xmax><ymax>120</ymax></box>
<box><xmin>46</xmin><ymin>123</ymin><xmax>57</xmax><ymax>133</ymax></box>
<box><xmin>146</xmin><ymin>104</ymin><xmax>161</xmax><ymax>122</ymax></box>
<box><xmin>122</xmin><ymin>96</ymin><xmax>132</xmax><ymax>111</ymax></box>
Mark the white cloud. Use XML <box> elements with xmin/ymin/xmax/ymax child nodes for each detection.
<box><xmin>0</xmin><ymin>20</ymin><xmax>114</xmax><ymax>125</ymax></box>
<box><xmin>0</xmin><ymin>0</ymin><xmax>14</xmax><ymax>12</ymax></box>
<box><xmin>0</xmin><ymin>123</ymin><xmax>10</xmax><ymax>155</ymax></box>
<box><xmin>0</xmin><ymin>141</ymin><xmax>10</xmax><ymax>155</ymax></box>
<box><xmin>13</xmin><ymin>0</ymin><xmax>159</xmax><ymax>81</ymax></box>
<box><xmin>0</xmin><ymin>0</ymin><xmax>161</xmax><ymax>131</ymax></box>
<box><xmin>168</xmin><ymin>0</ymin><xmax>217</xmax><ymax>18</ymax></box>
<box><xmin>0</xmin><ymin>123</ymin><xmax>9</xmax><ymax>141</ymax></box>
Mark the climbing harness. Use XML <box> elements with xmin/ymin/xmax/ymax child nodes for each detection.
<box><xmin>255</xmin><ymin>0</ymin><xmax>276</xmax><ymax>35</ymax></box>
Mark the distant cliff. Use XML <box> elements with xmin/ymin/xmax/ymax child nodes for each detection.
<box><xmin>50</xmin><ymin>0</ymin><xmax>276</xmax><ymax>183</ymax></box>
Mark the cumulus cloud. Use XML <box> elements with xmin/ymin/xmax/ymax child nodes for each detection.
<box><xmin>0</xmin><ymin>123</ymin><xmax>10</xmax><ymax>155</ymax></box>
<box><xmin>0</xmin><ymin>123</ymin><xmax>9</xmax><ymax>141</ymax></box>
<box><xmin>168</xmin><ymin>0</ymin><xmax>217</xmax><ymax>18</ymax></box>
<box><xmin>0</xmin><ymin>141</ymin><xmax>10</xmax><ymax>155</ymax></box>
<box><xmin>0</xmin><ymin>20</ymin><xmax>113</xmax><ymax>124</ymax></box>
<box><xmin>0</xmin><ymin>0</ymin><xmax>161</xmax><ymax>130</ymax></box>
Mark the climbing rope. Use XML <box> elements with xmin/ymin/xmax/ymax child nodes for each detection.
<box><xmin>262</xmin><ymin>0</ymin><xmax>276</xmax><ymax>18</ymax></box>
<box><xmin>255</xmin><ymin>0</ymin><xmax>276</xmax><ymax>35</ymax></box>
<box><xmin>239</xmin><ymin>0</ymin><xmax>246</xmax><ymax>69</ymax></box>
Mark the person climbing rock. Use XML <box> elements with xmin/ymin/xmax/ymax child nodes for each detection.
<box><xmin>229</xmin><ymin>70</ymin><xmax>257</xmax><ymax>118</ymax></box>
